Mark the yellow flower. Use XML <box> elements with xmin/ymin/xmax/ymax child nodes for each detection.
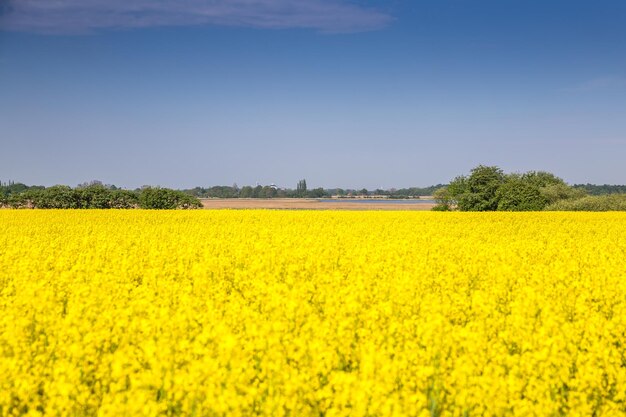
<box><xmin>1</xmin><ymin>210</ymin><xmax>625</xmax><ymax>416</ymax></box>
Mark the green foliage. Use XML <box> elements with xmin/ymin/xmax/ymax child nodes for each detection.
<box><xmin>76</xmin><ymin>184</ymin><xmax>113</xmax><ymax>209</ymax></box>
<box><xmin>386</xmin><ymin>185</ymin><xmax>444</xmax><ymax>198</ymax></box>
<box><xmin>296</xmin><ymin>179</ymin><xmax>308</xmax><ymax>197</ymax></box>
<box><xmin>109</xmin><ymin>190</ymin><xmax>140</xmax><ymax>209</ymax></box>
<box><xmin>31</xmin><ymin>186</ymin><xmax>81</xmax><ymax>209</ymax></box>
<box><xmin>0</xmin><ymin>182</ymin><xmax>31</xmax><ymax>197</ymax></box>
<box><xmin>431</xmin><ymin>202</ymin><xmax>451</xmax><ymax>211</ymax></box>
<box><xmin>308</xmin><ymin>187</ymin><xmax>327</xmax><ymax>198</ymax></box>
<box><xmin>139</xmin><ymin>187</ymin><xmax>201</xmax><ymax>209</ymax></box>
<box><xmin>447</xmin><ymin>165</ymin><xmax>505</xmax><ymax>211</ymax></box>
<box><xmin>432</xmin><ymin>187</ymin><xmax>453</xmax><ymax>210</ymax></box>
<box><xmin>5</xmin><ymin>193</ymin><xmax>29</xmax><ymax>209</ymax></box>
<box><xmin>573</xmin><ymin>184</ymin><xmax>626</xmax><ymax>195</ymax></box>
<box><xmin>239</xmin><ymin>186</ymin><xmax>254</xmax><ymax>198</ymax></box>
<box><xmin>256</xmin><ymin>186</ymin><xmax>277</xmax><ymax>198</ymax></box>
<box><xmin>209</xmin><ymin>186</ymin><xmax>238</xmax><ymax>198</ymax></box>
<box><xmin>496</xmin><ymin>176</ymin><xmax>546</xmax><ymax>211</ymax></box>
<box><xmin>438</xmin><ymin>165</ymin><xmax>588</xmax><ymax>212</ymax></box>
<box><xmin>540</xmin><ymin>183</ymin><xmax>587</xmax><ymax>205</ymax></box>
<box><xmin>544</xmin><ymin>194</ymin><xmax>626</xmax><ymax>211</ymax></box>
<box><xmin>182</xmin><ymin>186</ymin><xmax>239</xmax><ymax>198</ymax></box>
<box><xmin>518</xmin><ymin>171</ymin><xmax>565</xmax><ymax>188</ymax></box>
<box><xmin>180</xmin><ymin>183</ymin><xmax>441</xmax><ymax>199</ymax></box>
<box><xmin>17</xmin><ymin>185</ymin><xmax>139</xmax><ymax>209</ymax></box>
<box><xmin>1</xmin><ymin>183</ymin><xmax>192</xmax><ymax>210</ymax></box>
<box><xmin>1</xmin><ymin>181</ymin><xmax>45</xmax><ymax>208</ymax></box>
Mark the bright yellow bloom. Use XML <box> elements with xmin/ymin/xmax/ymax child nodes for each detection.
<box><xmin>1</xmin><ymin>210</ymin><xmax>625</xmax><ymax>416</ymax></box>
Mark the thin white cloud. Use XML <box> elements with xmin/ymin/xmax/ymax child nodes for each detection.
<box><xmin>0</xmin><ymin>0</ymin><xmax>392</xmax><ymax>34</ymax></box>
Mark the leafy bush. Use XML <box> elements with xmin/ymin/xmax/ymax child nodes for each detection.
<box><xmin>496</xmin><ymin>178</ymin><xmax>546</xmax><ymax>211</ymax></box>
<box><xmin>76</xmin><ymin>184</ymin><xmax>114</xmax><ymax>209</ymax></box>
<box><xmin>544</xmin><ymin>194</ymin><xmax>626</xmax><ymax>211</ymax></box>
<box><xmin>432</xmin><ymin>187</ymin><xmax>454</xmax><ymax>211</ymax></box>
<box><xmin>458</xmin><ymin>165</ymin><xmax>505</xmax><ymax>211</ymax></box>
<box><xmin>443</xmin><ymin>165</ymin><xmax>506</xmax><ymax>211</ymax></box>
<box><xmin>6</xmin><ymin>193</ymin><xmax>30</xmax><ymax>208</ymax></box>
<box><xmin>540</xmin><ymin>183</ymin><xmax>587</xmax><ymax>205</ymax></box>
<box><xmin>431</xmin><ymin>203</ymin><xmax>451</xmax><ymax>211</ymax></box>
<box><xmin>139</xmin><ymin>187</ymin><xmax>202</xmax><ymax>209</ymax></box>
<box><xmin>0</xmin><ymin>183</ymin><xmax>201</xmax><ymax>210</ymax></box>
<box><xmin>439</xmin><ymin>166</ymin><xmax>588</xmax><ymax>212</ymax></box>
<box><xmin>109</xmin><ymin>190</ymin><xmax>140</xmax><ymax>209</ymax></box>
<box><xmin>30</xmin><ymin>186</ymin><xmax>81</xmax><ymax>209</ymax></box>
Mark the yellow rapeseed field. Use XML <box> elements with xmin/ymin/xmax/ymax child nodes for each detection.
<box><xmin>1</xmin><ymin>210</ymin><xmax>626</xmax><ymax>417</ymax></box>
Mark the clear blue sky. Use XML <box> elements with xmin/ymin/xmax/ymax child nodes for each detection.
<box><xmin>1</xmin><ymin>0</ymin><xmax>625</xmax><ymax>189</ymax></box>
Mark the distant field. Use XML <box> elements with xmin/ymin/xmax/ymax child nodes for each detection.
<box><xmin>200</xmin><ymin>198</ymin><xmax>436</xmax><ymax>210</ymax></box>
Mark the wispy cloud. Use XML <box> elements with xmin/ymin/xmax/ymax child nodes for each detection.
<box><xmin>0</xmin><ymin>0</ymin><xmax>392</xmax><ymax>34</ymax></box>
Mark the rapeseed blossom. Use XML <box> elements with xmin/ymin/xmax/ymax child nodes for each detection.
<box><xmin>1</xmin><ymin>211</ymin><xmax>625</xmax><ymax>416</ymax></box>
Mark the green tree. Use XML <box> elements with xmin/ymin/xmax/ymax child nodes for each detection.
<box><xmin>77</xmin><ymin>184</ymin><xmax>112</xmax><ymax>208</ymax></box>
<box><xmin>572</xmin><ymin>184</ymin><xmax>626</xmax><ymax>195</ymax></box>
<box><xmin>438</xmin><ymin>165</ymin><xmax>588</xmax><ymax>211</ymax></box>
<box><xmin>496</xmin><ymin>171</ymin><xmax>587</xmax><ymax>211</ymax></box>
<box><xmin>239</xmin><ymin>186</ymin><xmax>254</xmax><ymax>198</ymax></box>
<box><xmin>263</xmin><ymin>186</ymin><xmax>278</xmax><ymax>198</ymax></box>
<box><xmin>540</xmin><ymin>183</ymin><xmax>587</xmax><ymax>205</ymax></box>
<box><xmin>296</xmin><ymin>179</ymin><xmax>307</xmax><ymax>198</ymax></box>
<box><xmin>139</xmin><ymin>187</ymin><xmax>201</xmax><ymax>209</ymax></box>
<box><xmin>432</xmin><ymin>187</ymin><xmax>453</xmax><ymax>211</ymax></box>
<box><xmin>519</xmin><ymin>171</ymin><xmax>565</xmax><ymax>188</ymax></box>
<box><xmin>496</xmin><ymin>175</ymin><xmax>546</xmax><ymax>211</ymax></box>
<box><xmin>6</xmin><ymin>193</ymin><xmax>30</xmax><ymax>209</ymax></box>
<box><xmin>308</xmin><ymin>187</ymin><xmax>326</xmax><ymax>198</ymax></box>
<box><xmin>109</xmin><ymin>190</ymin><xmax>139</xmax><ymax>209</ymax></box>
<box><xmin>32</xmin><ymin>186</ymin><xmax>80</xmax><ymax>209</ymax></box>
<box><xmin>545</xmin><ymin>194</ymin><xmax>626</xmax><ymax>211</ymax></box>
<box><xmin>448</xmin><ymin>165</ymin><xmax>505</xmax><ymax>211</ymax></box>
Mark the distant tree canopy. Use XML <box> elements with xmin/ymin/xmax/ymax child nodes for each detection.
<box><xmin>385</xmin><ymin>185</ymin><xmax>444</xmax><ymax>198</ymax></box>
<box><xmin>0</xmin><ymin>181</ymin><xmax>45</xmax><ymax>200</ymax></box>
<box><xmin>138</xmin><ymin>187</ymin><xmax>201</xmax><ymax>209</ymax></box>
<box><xmin>1</xmin><ymin>183</ymin><xmax>201</xmax><ymax>209</ymax></box>
<box><xmin>180</xmin><ymin>181</ymin><xmax>443</xmax><ymax>199</ymax></box>
<box><xmin>572</xmin><ymin>184</ymin><xmax>626</xmax><ymax>195</ymax></box>
<box><xmin>545</xmin><ymin>194</ymin><xmax>626</xmax><ymax>211</ymax></box>
<box><xmin>434</xmin><ymin>165</ymin><xmax>589</xmax><ymax>211</ymax></box>
<box><xmin>5</xmin><ymin>175</ymin><xmax>624</xmax><ymax>210</ymax></box>
<box><xmin>296</xmin><ymin>179</ymin><xmax>308</xmax><ymax>197</ymax></box>
<box><xmin>5</xmin><ymin>180</ymin><xmax>443</xmax><ymax>202</ymax></box>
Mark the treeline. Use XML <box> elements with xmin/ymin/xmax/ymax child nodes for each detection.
<box><xmin>1</xmin><ymin>182</ymin><xmax>201</xmax><ymax>209</ymax></box>
<box><xmin>183</xmin><ymin>182</ymin><xmax>442</xmax><ymax>199</ymax></box>
<box><xmin>4</xmin><ymin>176</ymin><xmax>626</xmax><ymax>210</ymax></box>
<box><xmin>434</xmin><ymin>165</ymin><xmax>626</xmax><ymax>211</ymax></box>
<box><xmin>572</xmin><ymin>184</ymin><xmax>626</xmax><ymax>195</ymax></box>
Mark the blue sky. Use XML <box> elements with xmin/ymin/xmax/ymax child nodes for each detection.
<box><xmin>1</xmin><ymin>0</ymin><xmax>625</xmax><ymax>189</ymax></box>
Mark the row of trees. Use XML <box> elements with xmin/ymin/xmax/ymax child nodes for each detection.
<box><xmin>1</xmin><ymin>184</ymin><xmax>201</xmax><ymax>209</ymax></box>
<box><xmin>433</xmin><ymin>165</ymin><xmax>589</xmax><ymax>211</ymax></box>
<box><xmin>183</xmin><ymin>181</ymin><xmax>441</xmax><ymax>199</ymax></box>
<box><xmin>572</xmin><ymin>184</ymin><xmax>626</xmax><ymax>195</ymax></box>
<box><xmin>5</xmin><ymin>174</ymin><xmax>625</xmax><ymax>210</ymax></box>
<box><xmin>542</xmin><ymin>194</ymin><xmax>626</xmax><ymax>211</ymax></box>
<box><xmin>0</xmin><ymin>182</ymin><xmax>44</xmax><ymax>197</ymax></box>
